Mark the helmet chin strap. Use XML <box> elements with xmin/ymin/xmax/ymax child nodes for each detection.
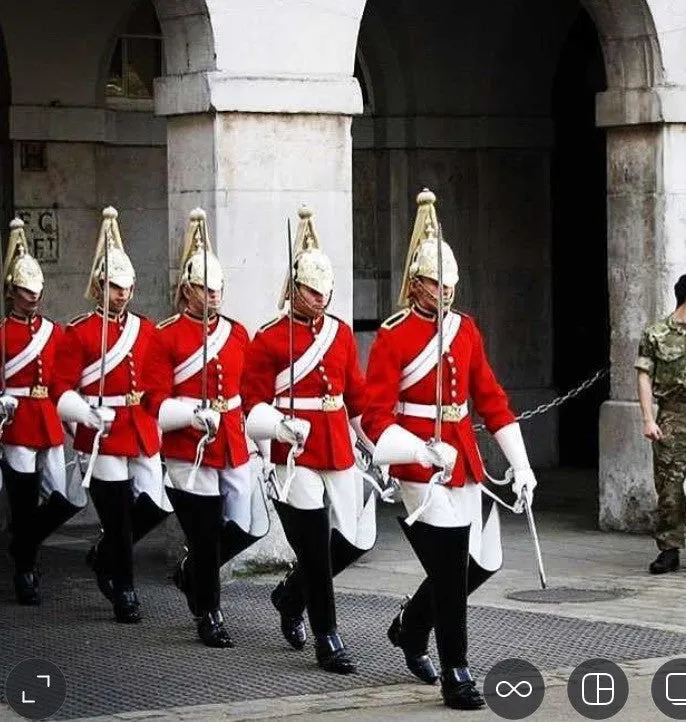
<box><xmin>410</xmin><ymin>276</ymin><xmax>454</xmax><ymax>313</ymax></box>
<box><xmin>292</xmin><ymin>284</ymin><xmax>331</xmax><ymax>320</ymax></box>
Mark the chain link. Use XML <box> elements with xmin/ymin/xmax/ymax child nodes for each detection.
<box><xmin>473</xmin><ymin>367</ymin><xmax>609</xmax><ymax>432</ymax></box>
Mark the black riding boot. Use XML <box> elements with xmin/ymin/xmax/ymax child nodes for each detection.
<box><xmin>89</xmin><ymin>478</ymin><xmax>140</xmax><ymax>624</ymax></box>
<box><xmin>174</xmin><ymin>519</ymin><xmax>261</xmax><ymax>619</ymax></box>
<box><xmin>4</xmin><ymin>461</ymin><xmax>41</xmax><ymax>605</ymax></box>
<box><xmin>273</xmin><ymin>500</ymin><xmax>356</xmax><ymax>674</ymax></box>
<box><xmin>387</xmin><ymin>552</ymin><xmax>499</xmax><ymax>685</ymax></box>
<box><xmin>167</xmin><ymin>488</ymin><xmax>232</xmax><ymax>648</ymax></box>
<box><xmin>271</xmin><ymin>527</ymin><xmax>369</xmax><ymax>650</ymax></box>
<box><xmin>400</xmin><ymin>520</ymin><xmax>484</xmax><ymax>710</ymax></box>
<box><xmin>87</xmin><ymin>492</ymin><xmax>170</xmax><ymax>603</ymax></box>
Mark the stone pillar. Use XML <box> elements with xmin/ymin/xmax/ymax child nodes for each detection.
<box><xmin>597</xmin><ymin>90</ymin><xmax>686</xmax><ymax>531</ymax></box>
<box><xmin>156</xmin><ymin>72</ymin><xmax>362</xmax><ymax>566</ymax></box>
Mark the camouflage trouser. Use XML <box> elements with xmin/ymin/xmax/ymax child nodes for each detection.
<box><xmin>653</xmin><ymin>408</ymin><xmax>686</xmax><ymax>550</ymax></box>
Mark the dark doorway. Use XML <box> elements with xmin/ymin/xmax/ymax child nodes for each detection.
<box><xmin>0</xmin><ymin>25</ymin><xmax>11</xmax><ymax>236</ymax></box>
<box><xmin>551</xmin><ymin>8</ymin><xmax>609</xmax><ymax>468</ymax></box>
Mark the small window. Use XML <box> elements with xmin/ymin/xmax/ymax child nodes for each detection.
<box><xmin>106</xmin><ymin>0</ymin><xmax>163</xmax><ymax>106</ymax></box>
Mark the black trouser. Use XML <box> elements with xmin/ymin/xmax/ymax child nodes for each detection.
<box><xmin>275</xmin><ymin>528</ymin><xmax>367</xmax><ymax>619</ymax></box>
<box><xmin>400</xmin><ymin>520</ymin><xmax>471</xmax><ymax>670</ymax></box>
<box><xmin>89</xmin><ymin>478</ymin><xmax>135</xmax><ymax>592</ymax></box>
<box><xmin>167</xmin><ymin>488</ymin><xmax>222</xmax><ymax>615</ymax></box>
<box><xmin>4</xmin><ymin>459</ymin><xmax>80</xmax><ymax>573</ymax></box>
<box><xmin>273</xmin><ymin>500</ymin><xmax>336</xmax><ymax>637</ymax></box>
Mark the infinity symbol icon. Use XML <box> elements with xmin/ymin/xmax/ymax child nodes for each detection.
<box><xmin>495</xmin><ymin>680</ymin><xmax>534</xmax><ymax>698</ymax></box>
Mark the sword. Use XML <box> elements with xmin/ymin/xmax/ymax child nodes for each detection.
<box><xmin>188</xmin><ymin>209</ymin><xmax>213</xmax><ymax>486</ymax></box>
<box><xmin>199</xmin><ymin>213</ymin><xmax>209</xmax><ymax>412</ymax></box>
<box><xmin>287</xmin><ymin>219</ymin><xmax>295</xmax><ymax>421</ymax></box>
<box><xmin>523</xmin><ymin>495</ymin><xmax>547</xmax><ymax>589</ymax></box>
<box><xmin>98</xmin><ymin>217</ymin><xmax>111</xmax><ymax>409</ymax></box>
<box><xmin>82</xmin><ymin>209</ymin><xmax>114</xmax><ymax>488</ymax></box>
<box><xmin>434</xmin><ymin>221</ymin><xmax>444</xmax><ymax>445</ymax></box>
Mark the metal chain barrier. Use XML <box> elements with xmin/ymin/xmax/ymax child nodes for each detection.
<box><xmin>473</xmin><ymin>367</ymin><xmax>610</xmax><ymax>432</ymax></box>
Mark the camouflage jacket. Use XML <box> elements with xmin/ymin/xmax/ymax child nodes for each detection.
<box><xmin>635</xmin><ymin>314</ymin><xmax>686</xmax><ymax>399</ymax></box>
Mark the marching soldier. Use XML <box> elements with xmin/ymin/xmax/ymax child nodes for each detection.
<box><xmin>51</xmin><ymin>207</ymin><xmax>170</xmax><ymax>624</ymax></box>
<box><xmin>142</xmin><ymin>208</ymin><xmax>268</xmax><ymax>648</ymax></box>
<box><xmin>242</xmin><ymin>205</ymin><xmax>373</xmax><ymax>675</ymax></box>
<box><xmin>361</xmin><ymin>189</ymin><xmax>538</xmax><ymax>709</ymax></box>
<box><xmin>1</xmin><ymin>218</ymin><xmax>86</xmax><ymax>604</ymax></box>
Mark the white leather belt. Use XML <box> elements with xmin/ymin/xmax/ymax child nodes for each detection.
<box><xmin>396</xmin><ymin>400</ymin><xmax>469</xmax><ymax>422</ymax></box>
<box><xmin>274</xmin><ymin>394</ymin><xmax>344</xmax><ymax>412</ymax></box>
<box><xmin>6</xmin><ymin>385</ymin><xmax>49</xmax><ymax>399</ymax></box>
<box><xmin>177</xmin><ymin>394</ymin><xmax>241</xmax><ymax>413</ymax></box>
<box><xmin>84</xmin><ymin>392</ymin><xmax>144</xmax><ymax>407</ymax></box>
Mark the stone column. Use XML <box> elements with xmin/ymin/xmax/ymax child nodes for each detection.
<box><xmin>597</xmin><ymin>89</ymin><xmax>686</xmax><ymax>532</ymax></box>
<box><xmin>156</xmin><ymin>72</ymin><xmax>362</xmax><ymax>567</ymax></box>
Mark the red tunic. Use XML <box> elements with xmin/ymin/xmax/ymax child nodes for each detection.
<box><xmin>50</xmin><ymin>310</ymin><xmax>160</xmax><ymax>458</ymax></box>
<box><xmin>142</xmin><ymin>312</ymin><xmax>250</xmax><ymax>470</ymax></box>
<box><xmin>361</xmin><ymin>307</ymin><xmax>515</xmax><ymax>486</ymax></box>
<box><xmin>241</xmin><ymin>314</ymin><xmax>367</xmax><ymax>471</ymax></box>
<box><xmin>1</xmin><ymin>314</ymin><xmax>64</xmax><ymax>449</ymax></box>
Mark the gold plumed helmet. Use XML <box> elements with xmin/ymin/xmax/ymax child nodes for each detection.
<box><xmin>85</xmin><ymin>206</ymin><xmax>136</xmax><ymax>301</ymax></box>
<box><xmin>278</xmin><ymin>205</ymin><xmax>334</xmax><ymax>310</ymax></box>
<box><xmin>397</xmin><ymin>188</ymin><xmax>459</xmax><ymax>308</ymax></box>
<box><xmin>174</xmin><ymin>208</ymin><xmax>224</xmax><ymax>311</ymax></box>
<box><xmin>4</xmin><ymin>218</ymin><xmax>44</xmax><ymax>295</ymax></box>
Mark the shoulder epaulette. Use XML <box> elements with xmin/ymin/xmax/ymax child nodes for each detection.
<box><xmin>381</xmin><ymin>309</ymin><xmax>410</xmax><ymax>330</ymax></box>
<box><xmin>67</xmin><ymin>312</ymin><xmax>93</xmax><ymax>327</ymax></box>
<box><xmin>257</xmin><ymin>316</ymin><xmax>283</xmax><ymax>333</ymax></box>
<box><xmin>156</xmin><ymin>313</ymin><xmax>180</xmax><ymax>329</ymax></box>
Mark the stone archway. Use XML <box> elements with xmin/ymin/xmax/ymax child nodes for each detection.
<box><xmin>352</xmin><ymin>0</ymin><xmax>671</xmax><ymax>492</ymax></box>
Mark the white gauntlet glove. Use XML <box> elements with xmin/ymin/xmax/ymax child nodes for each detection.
<box><xmin>89</xmin><ymin>406</ymin><xmax>116</xmax><ymax>435</ymax></box>
<box><xmin>0</xmin><ymin>394</ymin><xmax>18</xmax><ymax>422</ymax></box>
<box><xmin>276</xmin><ymin>418</ymin><xmax>311</xmax><ymax>455</ymax></box>
<box><xmin>416</xmin><ymin>440</ymin><xmax>457</xmax><ymax>481</ymax></box>
<box><xmin>57</xmin><ymin>390</ymin><xmax>115</xmax><ymax>433</ymax></box>
<box><xmin>192</xmin><ymin>407</ymin><xmax>221</xmax><ymax>437</ymax></box>
<box><xmin>494</xmin><ymin>422</ymin><xmax>538</xmax><ymax>510</ymax></box>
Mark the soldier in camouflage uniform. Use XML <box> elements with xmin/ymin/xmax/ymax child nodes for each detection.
<box><xmin>635</xmin><ymin>275</ymin><xmax>686</xmax><ymax>574</ymax></box>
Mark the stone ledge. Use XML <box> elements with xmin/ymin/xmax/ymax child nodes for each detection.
<box><xmin>154</xmin><ymin>72</ymin><xmax>363</xmax><ymax>116</ymax></box>
<box><xmin>597</xmin><ymin>86</ymin><xmax>686</xmax><ymax>127</ymax></box>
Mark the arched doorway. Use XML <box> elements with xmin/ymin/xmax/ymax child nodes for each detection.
<box><xmin>352</xmin><ymin>0</ymin><xmax>617</xmax><ymax>476</ymax></box>
<box><xmin>551</xmin><ymin>8</ymin><xmax>609</xmax><ymax>468</ymax></box>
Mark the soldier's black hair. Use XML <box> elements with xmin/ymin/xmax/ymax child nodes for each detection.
<box><xmin>675</xmin><ymin>275</ymin><xmax>686</xmax><ymax>306</ymax></box>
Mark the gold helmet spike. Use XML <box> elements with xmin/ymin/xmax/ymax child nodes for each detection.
<box><xmin>174</xmin><ymin>207</ymin><xmax>224</xmax><ymax>311</ymax></box>
<box><xmin>4</xmin><ymin>218</ymin><xmax>44</xmax><ymax>295</ymax></box>
<box><xmin>397</xmin><ymin>188</ymin><xmax>459</xmax><ymax>308</ymax></box>
<box><xmin>85</xmin><ymin>206</ymin><xmax>136</xmax><ymax>301</ymax></box>
<box><xmin>277</xmin><ymin>204</ymin><xmax>334</xmax><ymax>310</ymax></box>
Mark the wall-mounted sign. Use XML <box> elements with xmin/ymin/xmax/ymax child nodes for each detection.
<box><xmin>15</xmin><ymin>208</ymin><xmax>59</xmax><ymax>263</ymax></box>
<box><xmin>20</xmin><ymin>142</ymin><xmax>47</xmax><ymax>172</ymax></box>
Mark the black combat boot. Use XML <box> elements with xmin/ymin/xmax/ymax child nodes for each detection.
<box><xmin>649</xmin><ymin>548</ymin><xmax>680</xmax><ymax>574</ymax></box>
<box><xmin>400</xmin><ymin>519</ymin><xmax>484</xmax><ymax>710</ymax></box>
